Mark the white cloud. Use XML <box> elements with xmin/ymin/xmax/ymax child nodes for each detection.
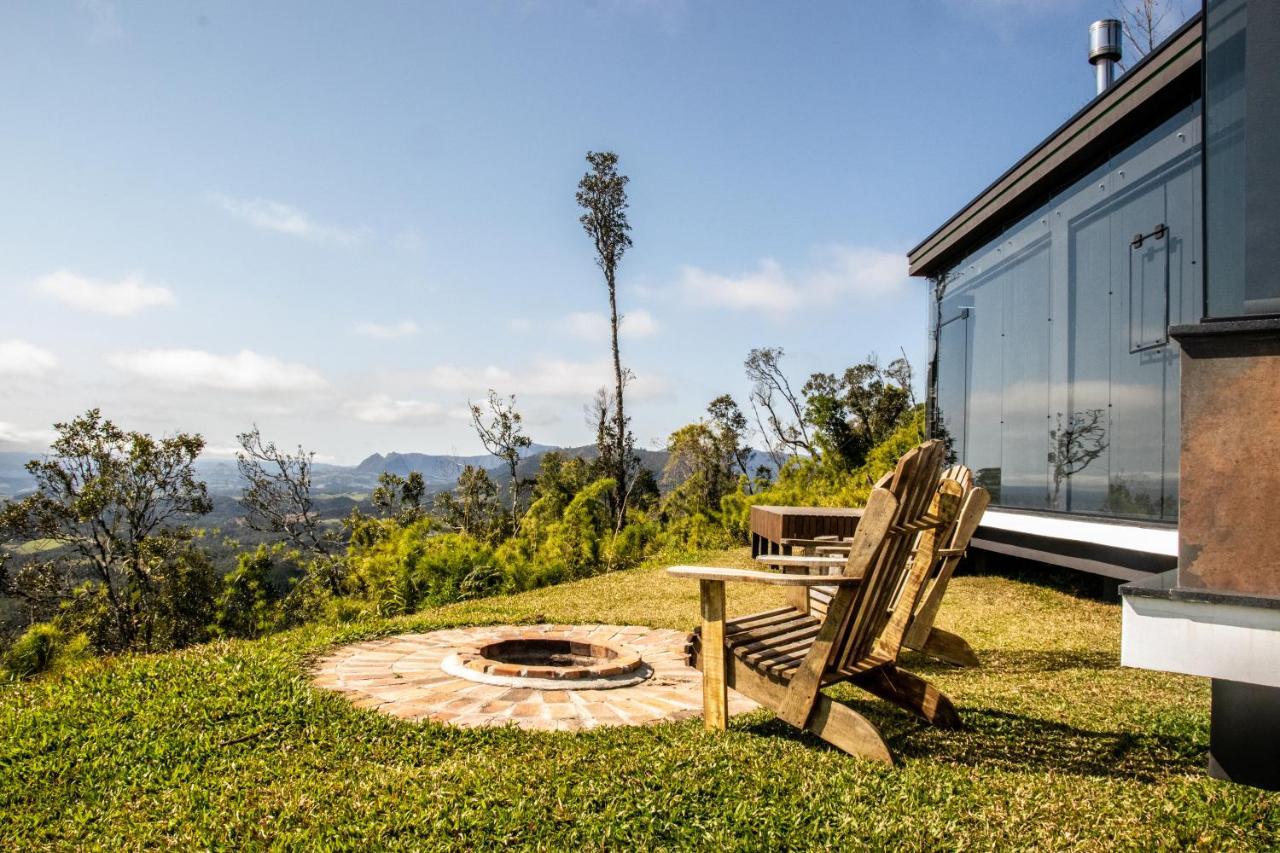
<box><xmin>0</xmin><ymin>421</ymin><xmax>55</xmax><ymax>448</ymax></box>
<box><xmin>343</xmin><ymin>395</ymin><xmax>444</xmax><ymax>425</ymax></box>
<box><xmin>210</xmin><ymin>194</ymin><xmax>368</xmax><ymax>246</ymax></box>
<box><xmin>35</xmin><ymin>270</ymin><xmax>175</xmax><ymax>316</ymax></box>
<box><xmin>0</xmin><ymin>340</ymin><xmax>57</xmax><ymax>377</ymax></box>
<box><xmin>353</xmin><ymin>320</ymin><xmax>419</xmax><ymax>340</ymax></box>
<box><xmin>422</xmin><ymin>357</ymin><xmax>666</xmax><ymax>400</ymax></box>
<box><xmin>108</xmin><ymin>349</ymin><xmax>329</xmax><ymax>394</ymax></box>
<box><xmin>507</xmin><ymin>317</ymin><xmax>533</xmax><ymax>333</ymax></box>
<box><xmin>562</xmin><ymin>308</ymin><xmax>659</xmax><ymax>342</ymax></box>
<box><xmin>679</xmin><ymin>245</ymin><xmax>907</xmax><ymax>313</ymax></box>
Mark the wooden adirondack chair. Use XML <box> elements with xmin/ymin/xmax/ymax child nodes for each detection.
<box><xmin>668</xmin><ymin>440</ymin><xmax>966</xmax><ymax>764</ymax></box>
<box><xmin>756</xmin><ymin>465</ymin><xmax>990</xmax><ymax>667</ymax></box>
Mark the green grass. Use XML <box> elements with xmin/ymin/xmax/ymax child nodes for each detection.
<box><xmin>2</xmin><ymin>548</ymin><xmax>1276</xmax><ymax>850</ymax></box>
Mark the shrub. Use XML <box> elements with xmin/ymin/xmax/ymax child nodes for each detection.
<box><xmin>214</xmin><ymin>547</ymin><xmax>279</xmax><ymax>639</ymax></box>
<box><xmin>2</xmin><ymin>622</ymin><xmax>89</xmax><ymax>679</ymax></box>
<box><xmin>347</xmin><ymin>523</ymin><xmax>496</xmax><ymax>614</ymax></box>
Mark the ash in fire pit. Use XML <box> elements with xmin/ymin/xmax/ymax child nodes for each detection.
<box><xmin>441</xmin><ymin>632</ymin><xmax>649</xmax><ymax>690</ymax></box>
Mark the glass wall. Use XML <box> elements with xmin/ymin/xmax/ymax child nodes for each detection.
<box><xmin>1205</xmin><ymin>0</ymin><xmax>1280</xmax><ymax>317</ymax></box>
<box><xmin>932</xmin><ymin>104</ymin><xmax>1201</xmax><ymax>521</ymax></box>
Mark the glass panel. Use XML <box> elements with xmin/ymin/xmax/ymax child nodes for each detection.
<box><xmin>934</xmin><ymin>105</ymin><xmax>1199</xmax><ymax>521</ymax></box>
<box><xmin>1108</xmin><ymin>181</ymin><xmax>1176</xmax><ymax>518</ymax></box>
<box><xmin>1000</xmin><ymin>243</ymin><xmax>1051</xmax><ymax>509</ymax></box>
<box><xmin>1065</xmin><ymin>212</ymin><xmax>1112</xmax><ymax>514</ymax></box>
<box><xmin>935</xmin><ymin>310</ymin><xmax>970</xmax><ymax>462</ymax></box>
<box><xmin>1205</xmin><ymin>0</ymin><xmax>1247</xmax><ymax>317</ymax></box>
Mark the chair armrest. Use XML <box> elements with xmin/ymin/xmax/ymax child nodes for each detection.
<box><xmin>667</xmin><ymin>565</ymin><xmax>862</xmax><ymax>586</ymax></box>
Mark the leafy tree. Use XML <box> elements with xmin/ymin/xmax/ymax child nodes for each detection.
<box><xmin>214</xmin><ymin>546</ymin><xmax>278</xmax><ymax>639</ymax></box>
<box><xmin>706</xmin><ymin>394</ymin><xmax>753</xmax><ymax>482</ymax></box>
<box><xmin>577</xmin><ymin>150</ymin><xmax>635</xmax><ymax>529</ymax></box>
<box><xmin>527</xmin><ymin>452</ymin><xmax>593</xmax><ymax>524</ymax></box>
<box><xmin>434</xmin><ymin>465</ymin><xmax>501</xmax><ymax>541</ymax></box>
<box><xmin>662</xmin><ymin>423</ymin><xmax>724</xmax><ymax>518</ymax></box>
<box><xmin>236</xmin><ymin>426</ymin><xmax>337</xmax><ymax>560</ymax></box>
<box><xmin>469</xmin><ymin>389</ymin><xmax>532</xmax><ymax>533</ymax></box>
<box><xmin>371</xmin><ymin>471</ymin><xmax>426</xmax><ymax>524</ymax></box>
<box><xmin>0</xmin><ymin>409</ymin><xmax>212</xmax><ymax>651</ymax></box>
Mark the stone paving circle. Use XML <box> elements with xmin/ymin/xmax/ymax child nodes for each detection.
<box><xmin>311</xmin><ymin>624</ymin><xmax>758</xmax><ymax>732</ymax></box>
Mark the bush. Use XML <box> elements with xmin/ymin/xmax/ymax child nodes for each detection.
<box><xmin>214</xmin><ymin>547</ymin><xmax>279</xmax><ymax>639</ymax></box>
<box><xmin>347</xmin><ymin>523</ymin><xmax>496</xmax><ymax>614</ymax></box>
<box><xmin>2</xmin><ymin>622</ymin><xmax>89</xmax><ymax>679</ymax></box>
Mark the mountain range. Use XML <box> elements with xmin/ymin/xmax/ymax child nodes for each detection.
<box><xmin>0</xmin><ymin>444</ymin><xmax>776</xmax><ymax>500</ymax></box>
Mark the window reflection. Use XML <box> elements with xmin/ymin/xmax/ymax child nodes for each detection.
<box><xmin>934</xmin><ymin>106</ymin><xmax>1201</xmax><ymax>521</ymax></box>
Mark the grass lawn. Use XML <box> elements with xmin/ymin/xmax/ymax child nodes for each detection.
<box><xmin>1</xmin><ymin>548</ymin><xmax>1276</xmax><ymax>849</ymax></box>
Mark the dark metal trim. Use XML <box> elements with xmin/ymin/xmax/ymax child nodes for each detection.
<box><xmin>909</xmin><ymin>13</ymin><xmax>1204</xmax><ymax>278</ymax></box>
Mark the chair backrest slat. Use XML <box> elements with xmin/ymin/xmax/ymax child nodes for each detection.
<box><xmin>832</xmin><ymin>440</ymin><xmax>946</xmax><ymax>671</ymax></box>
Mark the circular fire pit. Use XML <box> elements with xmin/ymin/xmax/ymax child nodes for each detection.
<box><xmin>442</xmin><ymin>632</ymin><xmax>648</xmax><ymax>689</ymax></box>
<box><xmin>312</xmin><ymin>625</ymin><xmax>760</xmax><ymax>731</ymax></box>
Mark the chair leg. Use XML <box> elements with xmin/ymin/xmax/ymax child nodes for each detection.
<box><xmin>852</xmin><ymin>665</ymin><xmax>961</xmax><ymax>729</ymax></box>
<box><xmin>713</xmin><ymin>650</ymin><xmax>894</xmax><ymax>765</ymax></box>
<box><xmin>911</xmin><ymin>627</ymin><xmax>980</xmax><ymax>668</ymax></box>
<box><xmin>700</xmin><ymin>579</ymin><xmax>728</xmax><ymax>731</ymax></box>
<box><xmin>806</xmin><ymin>693</ymin><xmax>893</xmax><ymax>765</ymax></box>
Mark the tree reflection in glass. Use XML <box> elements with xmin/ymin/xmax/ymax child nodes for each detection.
<box><xmin>1048</xmin><ymin>409</ymin><xmax>1108</xmax><ymax>509</ymax></box>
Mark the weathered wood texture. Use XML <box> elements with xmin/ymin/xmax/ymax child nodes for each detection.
<box><xmin>699</xmin><ymin>579</ymin><xmax>727</xmax><ymax>731</ymax></box>
<box><xmin>750</xmin><ymin>505</ymin><xmax>862</xmax><ymax>558</ymax></box>
<box><xmin>674</xmin><ymin>440</ymin><xmax>968</xmax><ymax>765</ymax></box>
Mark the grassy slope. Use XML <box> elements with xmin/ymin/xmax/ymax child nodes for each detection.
<box><xmin>1</xmin><ymin>549</ymin><xmax>1276</xmax><ymax>850</ymax></box>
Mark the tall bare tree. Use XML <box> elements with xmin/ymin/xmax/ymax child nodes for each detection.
<box><xmin>577</xmin><ymin>150</ymin><xmax>634</xmax><ymax>528</ymax></box>
<box><xmin>469</xmin><ymin>389</ymin><xmax>533</xmax><ymax>533</ymax></box>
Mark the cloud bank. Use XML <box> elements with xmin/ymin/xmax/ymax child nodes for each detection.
<box><xmin>679</xmin><ymin>245</ymin><xmax>907</xmax><ymax>313</ymax></box>
<box><xmin>108</xmin><ymin>349</ymin><xmax>328</xmax><ymax>394</ymax></box>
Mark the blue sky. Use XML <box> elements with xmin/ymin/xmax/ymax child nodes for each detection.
<box><xmin>0</xmin><ymin>1</ymin><xmax>1154</xmax><ymax>462</ymax></box>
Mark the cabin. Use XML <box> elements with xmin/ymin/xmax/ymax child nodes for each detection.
<box><xmin>911</xmin><ymin>0</ymin><xmax>1279</xmax><ymax>790</ymax></box>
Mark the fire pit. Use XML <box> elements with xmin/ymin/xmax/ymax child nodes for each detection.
<box><xmin>441</xmin><ymin>632</ymin><xmax>648</xmax><ymax>689</ymax></box>
<box><xmin>313</xmin><ymin>624</ymin><xmax>760</xmax><ymax>730</ymax></box>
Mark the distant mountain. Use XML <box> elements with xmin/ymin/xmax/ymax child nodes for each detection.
<box><xmin>0</xmin><ymin>444</ymin><xmax>776</xmax><ymax>500</ymax></box>
<box><xmin>354</xmin><ymin>444</ymin><xmax>557</xmax><ymax>486</ymax></box>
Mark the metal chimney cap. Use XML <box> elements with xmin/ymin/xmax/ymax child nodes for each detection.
<box><xmin>1089</xmin><ymin>18</ymin><xmax>1123</xmax><ymax>64</ymax></box>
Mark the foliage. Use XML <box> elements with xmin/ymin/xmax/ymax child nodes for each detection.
<box><xmin>347</xmin><ymin>525</ymin><xmax>498</xmax><ymax>616</ymax></box>
<box><xmin>371</xmin><ymin>471</ymin><xmax>427</xmax><ymax>525</ymax></box>
<box><xmin>469</xmin><ymin>390</ymin><xmax>533</xmax><ymax>534</ymax></box>
<box><xmin>0</xmin><ymin>409</ymin><xmax>212</xmax><ymax>651</ymax></box>
<box><xmin>1</xmin><ymin>552</ymin><xmax>1276</xmax><ymax>849</ymax></box>
<box><xmin>433</xmin><ymin>465</ymin><xmax>502</xmax><ymax>542</ymax></box>
<box><xmin>1</xmin><ymin>621</ymin><xmax>89</xmax><ymax>679</ymax></box>
<box><xmin>214</xmin><ymin>547</ymin><xmax>280</xmax><ymax>639</ymax></box>
<box><xmin>236</xmin><ymin>426</ymin><xmax>338</xmax><ymax>561</ymax></box>
<box><xmin>717</xmin><ymin>407</ymin><xmax>927</xmax><ymax>538</ymax></box>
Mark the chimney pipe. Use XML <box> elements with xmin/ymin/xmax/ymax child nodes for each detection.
<box><xmin>1089</xmin><ymin>19</ymin><xmax>1123</xmax><ymax>95</ymax></box>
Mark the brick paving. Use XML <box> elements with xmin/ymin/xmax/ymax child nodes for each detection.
<box><xmin>311</xmin><ymin>624</ymin><xmax>757</xmax><ymax>731</ymax></box>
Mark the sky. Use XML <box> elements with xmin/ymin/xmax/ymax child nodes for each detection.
<box><xmin>0</xmin><ymin>0</ymin><xmax>1168</xmax><ymax>464</ymax></box>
